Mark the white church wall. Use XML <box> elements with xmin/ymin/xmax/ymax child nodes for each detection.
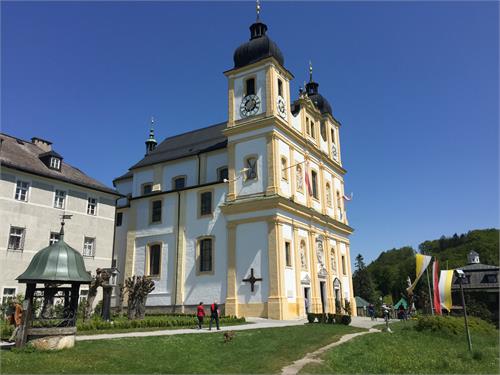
<box><xmin>132</xmin><ymin>169</ymin><xmax>154</xmax><ymax>197</ymax></box>
<box><xmin>282</xmin><ymin>223</ymin><xmax>296</xmax><ymax>301</ymax></box>
<box><xmin>162</xmin><ymin>158</ymin><xmax>198</xmax><ymax>190</ymax></box>
<box><xmin>115</xmin><ymin>178</ymin><xmax>132</xmax><ymax>197</ymax></box>
<box><xmin>233</xmin><ymin>68</ymin><xmax>267</xmax><ymax>121</ymax></box>
<box><xmin>205</xmin><ymin>150</ymin><xmax>228</xmax><ymax>183</ymax></box>
<box><xmin>291</xmin><ymin>110</ymin><xmax>302</xmax><ymax>133</ymax></box>
<box><xmin>182</xmin><ymin>186</ymin><xmax>228</xmax><ymax>305</ymax></box>
<box><xmin>134</xmin><ymin>196</ymin><xmax>176</xmax><ymax>235</ymax></box>
<box><xmin>293</xmin><ymin>150</ymin><xmax>306</xmax><ymax>205</ymax></box>
<box><xmin>236</xmin><ymin>221</ymin><xmax>269</xmax><ymax>304</ymax></box>
<box><xmin>339</xmin><ymin>242</ymin><xmax>351</xmax><ymax>300</ymax></box>
<box><xmin>234</xmin><ymin>137</ymin><xmax>267</xmax><ymax>196</ymax></box>
<box><xmin>278</xmin><ymin>139</ymin><xmax>291</xmax><ymax>197</ymax></box>
<box><xmin>324</xmin><ymin>172</ymin><xmax>334</xmax><ymax>218</ymax></box>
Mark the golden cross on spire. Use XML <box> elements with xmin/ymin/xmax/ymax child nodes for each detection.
<box><xmin>256</xmin><ymin>0</ymin><xmax>261</xmax><ymax>21</ymax></box>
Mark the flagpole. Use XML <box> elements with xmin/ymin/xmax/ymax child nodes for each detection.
<box><xmin>426</xmin><ymin>267</ymin><xmax>434</xmax><ymax>315</ymax></box>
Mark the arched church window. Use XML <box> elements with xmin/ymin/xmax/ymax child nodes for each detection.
<box><xmin>325</xmin><ymin>183</ymin><xmax>332</xmax><ymax>207</ymax></box>
<box><xmin>300</xmin><ymin>240</ymin><xmax>307</xmax><ymax>270</ymax></box>
<box><xmin>296</xmin><ymin>164</ymin><xmax>304</xmax><ymax>192</ymax></box>
<box><xmin>246</xmin><ymin>78</ymin><xmax>255</xmax><ymax>96</ymax></box>
<box><xmin>320</xmin><ymin>121</ymin><xmax>327</xmax><ymax>141</ymax></box>
<box><xmin>245</xmin><ymin>156</ymin><xmax>258</xmax><ymax>180</ymax></box>
<box><xmin>278</xmin><ymin>78</ymin><xmax>283</xmax><ymax>97</ymax></box>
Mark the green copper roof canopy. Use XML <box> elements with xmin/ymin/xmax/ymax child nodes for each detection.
<box><xmin>17</xmin><ymin>222</ymin><xmax>92</xmax><ymax>284</ymax></box>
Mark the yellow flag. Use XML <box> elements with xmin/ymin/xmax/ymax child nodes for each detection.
<box><xmin>439</xmin><ymin>270</ymin><xmax>454</xmax><ymax>311</ymax></box>
<box><xmin>407</xmin><ymin>254</ymin><xmax>432</xmax><ymax>293</ymax></box>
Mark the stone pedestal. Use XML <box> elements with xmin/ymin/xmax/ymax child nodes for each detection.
<box><xmin>27</xmin><ymin>327</ymin><xmax>76</xmax><ymax>350</ymax></box>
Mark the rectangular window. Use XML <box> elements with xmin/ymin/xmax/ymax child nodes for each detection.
<box><xmin>306</xmin><ymin>118</ymin><xmax>310</xmax><ymax>135</ymax></box>
<box><xmin>199</xmin><ymin>238</ymin><xmax>213</xmax><ymax>273</ymax></box>
<box><xmin>217</xmin><ymin>167</ymin><xmax>228</xmax><ymax>182</ymax></box>
<box><xmin>246</xmin><ymin>78</ymin><xmax>255</xmax><ymax>96</ymax></box>
<box><xmin>281</xmin><ymin>157</ymin><xmax>288</xmax><ymax>181</ymax></box>
<box><xmin>285</xmin><ymin>241</ymin><xmax>292</xmax><ymax>267</ymax></box>
<box><xmin>142</xmin><ymin>183</ymin><xmax>153</xmax><ymax>195</ymax></box>
<box><xmin>173</xmin><ymin>176</ymin><xmax>186</xmax><ymax>190</ymax></box>
<box><xmin>151</xmin><ymin>200</ymin><xmax>162</xmax><ymax>223</ymax></box>
<box><xmin>54</xmin><ymin>190</ymin><xmax>66</xmax><ymax>209</ymax></box>
<box><xmin>331</xmin><ymin>128</ymin><xmax>336</xmax><ymax>145</ymax></box>
<box><xmin>310</xmin><ymin>121</ymin><xmax>315</xmax><ymax>138</ymax></box>
<box><xmin>245</xmin><ymin>157</ymin><xmax>258</xmax><ymax>180</ymax></box>
<box><xmin>8</xmin><ymin>227</ymin><xmax>25</xmax><ymax>251</ymax></box>
<box><xmin>341</xmin><ymin>255</ymin><xmax>346</xmax><ymax>275</ymax></box>
<box><xmin>311</xmin><ymin>170</ymin><xmax>318</xmax><ymax>199</ymax></box>
<box><xmin>2</xmin><ymin>288</ymin><xmax>17</xmax><ymax>304</ymax></box>
<box><xmin>148</xmin><ymin>244</ymin><xmax>161</xmax><ymax>277</ymax></box>
<box><xmin>50</xmin><ymin>157</ymin><xmax>61</xmax><ymax>170</ymax></box>
<box><xmin>278</xmin><ymin>79</ymin><xmax>283</xmax><ymax>97</ymax></box>
<box><xmin>116</xmin><ymin>212</ymin><xmax>123</xmax><ymax>227</ymax></box>
<box><xmin>49</xmin><ymin>232</ymin><xmax>60</xmax><ymax>246</ymax></box>
<box><xmin>83</xmin><ymin>237</ymin><xmax>95</xmax><ymax>257</ymax></box>
<box><xmin>200</xmin><ymin>191</ymin><xmax>212</xmax><ymax>216</ymax></box>
<box><xmin>15</xmin><ymin>181</ymin><xmax>29</xmax><ymax>201</ymax></box>
<box><xmin>87</xmin><ymin>197</ymin><xmax>97</xmax><ymax>215</ymax></box>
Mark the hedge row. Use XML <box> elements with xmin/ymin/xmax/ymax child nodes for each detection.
<box><xmin>77</xmin><ymin>315</ymin><xmax>245</xmax><ymax>332</ymax></box>
<box><xmin>415</xmin><ymin>315</ymin><xmax>497</xmax><ymax>335</ymax></box>
<box><xmin>307</xmin><ymin>313</ymin><xmax>351</xmax><ymax>325</ymax></box>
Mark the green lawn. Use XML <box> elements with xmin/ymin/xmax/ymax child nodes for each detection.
<box><xmin>301</xmin><ymin>321</ymin><xmax>499</xmax><ymax>374</ymax></box>
<box><xmin>2</xmin><ymin>324</ymin><xmax>362</xmax><ymax>374</ymax></box>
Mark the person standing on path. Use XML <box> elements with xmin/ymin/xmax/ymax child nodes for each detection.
<box><xmin>196</xmin><ymin>302</ymin><xmax>205</xmax><ymax>329</ymax></box>
<box><xmin>8</xmin><ymin>300</ymin><xmax>23</xmax><ymax>342</ymax></box>
<box><xmin>209</xmin><ymin>300</ymin><xmax>220</xmax><ymax>330</ymax></box>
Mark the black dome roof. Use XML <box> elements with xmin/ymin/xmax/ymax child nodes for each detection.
<box><xmin>233</xmin><ymin>22</ymin><xmax>284</xmax><ymax>69</ymax></box>
<box><xmin>305</xmin><ymin>80</ymin><xmax>333</xmax><ymax>116</ymax></box>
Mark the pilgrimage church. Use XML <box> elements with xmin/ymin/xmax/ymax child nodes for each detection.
<box><xmin>113</xmin><ymin>3</ymin><xmax>356</xmax><ymax>319</ymax></box>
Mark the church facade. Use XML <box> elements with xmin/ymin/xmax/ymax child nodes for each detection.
<box><xmin>113</xmin><ymin>13</ymin><xmax>356</xmax><ymax>319</ymax></box>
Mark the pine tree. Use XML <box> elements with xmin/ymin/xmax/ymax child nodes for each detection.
<box><xmin>352</xmin><ymin>254</ymin><xmax>376</xmax><ymax>303</ymax></box>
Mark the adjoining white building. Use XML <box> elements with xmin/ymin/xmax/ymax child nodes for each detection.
<box><xmin>113</xmin><ymin>12</ymin><xmax>356</xmax><ymax>319</ymax></box>
<box><xmin>0</xmin><ymin>133</ymin><xmax>120</xmax><ymax>303</ymax></box>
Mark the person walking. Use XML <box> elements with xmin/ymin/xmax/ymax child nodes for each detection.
<box><xmin>209</xmin><ymin>300</ymin><xmax>220</xmax><ymax>330</ymax></box>
<box><xmin>8</xmin><ymin>300</ymin><xmax>23</xmax><ymax>342</ymax></box>
<box><xmin>196</xmin><ymin>302</ymin><xmax>205</xmax><ymax>329</ymax></box>
<box><xmin>368</xmin><ymin>304</ymin><xmax>375</xmax><ymax>321</ymax></box>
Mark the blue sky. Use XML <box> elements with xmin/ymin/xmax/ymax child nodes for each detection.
<box><xmin>2</xmin><ymin>1</ymin><xmax>498</xmax><ymax>264</ymax></box>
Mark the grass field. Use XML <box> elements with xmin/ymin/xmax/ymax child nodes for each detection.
<box><xmin>1</xmin><ymin>324</ymin><xmax>361</xmax><ymax>374</ymax></box>
<box><xmin>301</xmin><ymin>320</ymin><xmax>499</xmax><ymax>374</ymax></box>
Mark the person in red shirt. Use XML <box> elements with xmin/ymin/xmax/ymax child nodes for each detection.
<box><xmin>196</xmin><ymin>302</ymin><xmax>206</xmax><ymax>330</ymax></box>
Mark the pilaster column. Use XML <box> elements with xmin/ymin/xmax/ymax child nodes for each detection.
<box><xmin>227</xmin><ymin>142</ymin><xmax>236</xmax><ymax>201</ymax></box>
<box><xmin>228</xmin><ymin>78</ymin><xmax>235</xmax><ymax>127</ymax></box>
<box><xmin>266</xmin><ymin>134</ymin><xmax>278</xmax><ymax>196</ymax></box>
<box><xmin>308</xmin><ymin>229</ymin><xmax>320</xmax><ymax>313</ymax></box>
<box><xmin>267</xmin><ymin>218</ymin><xmax>285</xmax><ymax>319</ymax></box>
<box><xmin>225</xmin><ymin>222</ymin><xmax>238</xmax><ymax>316</ymax></box>
<box><xmin>319</xmin><ymin>163</ymin><xmax>326</xmax><ymax>215</ymax></box>
<box><xmin>325</xmin><ymin>236</ymin><xmax>335</xmax><ymax>314</ymax></box>
<box><xmin>346</xmin><ymin>243</ymin><xmax>357</xmax><ymax>316</ymax></box>
<box><xmin>293</xmin><ymin>227</ymin><xmax>305</xmax><ymax>317</ymax></box>
<box><xmin>289</xmin><ymin>146</ymin><xmax>296</xmax><ymax>199</ymax></box>
<box><xmin>173</xmin><ymin>192</ymin><xmax>186</xmax><ymax>312</ymax></box>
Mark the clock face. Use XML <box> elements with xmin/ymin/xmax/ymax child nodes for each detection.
<box><xmin>240</xmin><ymin>94</ymin><xmax>261</xmax><ymax>117</ymax></box>
<box><xmin>277</xmin><ymin>96</ymin><xmax>287</xmax><ymax>119</ymax></box>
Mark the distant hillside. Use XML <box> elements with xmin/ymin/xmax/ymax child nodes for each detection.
<box><xmin>419</xmin><ymin>229</ymin><xmax>499</xmax><ymax>268</ymax></box>
<box><xmin>355</xmin><ymin>229</ymin><xmax>499</xmax><ymax>303</ymax></box>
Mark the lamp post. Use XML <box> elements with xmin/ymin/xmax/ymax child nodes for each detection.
<box><xmin>455</xmin><ymin>269</ymin><xmax>472</xmax><ymax>352</ymax></box>
<box><xmin>101</xmin><ymin>267</ymin><xmax>119</xmax><ymax>321</ymax></box>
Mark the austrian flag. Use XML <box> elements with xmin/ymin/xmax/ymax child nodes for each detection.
<box><xmin>304</xmin><ymin>160</ymin><xmax>313</xmax><ymax>196</ymax></box>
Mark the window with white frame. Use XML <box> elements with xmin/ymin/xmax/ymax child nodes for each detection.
<box><xmin>83</xmin><ymin>237</ymin><xmax>95</xmax><ymax>257</ymax></box>
<box><xmin>49</xmin><ymin>232</ymin><xmax>60</xmax><ymax>245</ymax></box>
<box><xmin>15</xmin><ymin>181</ymin><xmax>29</xmax><ymax>201</ymax></box>
<box><xmin>245</xmin><ymin>156</ymin><xmax>258</xmax><ymax>180</ymax></box>
<box><xmin>2</xmin><ymin>288</ymin><xmax>17</xmax><ymax>304</ymax></box>
<box><xmin>50</xmin><ymin>157</ymin><xmax>61</xmax><ymax>170</ymax></box>
<box><xmin>8</xmin><ymin>227</ymin><xmax>25</xmax><ymax>251</ymax></box>
<box><xmin>54</xmin><ymin>190</ymin><xmax>66</xmax><ymax>209</ymax></box>
<box><xmin>87</xmin><ymin>197</ymin><xmax>97</xmax><ymax>215</ymax></box>
<box><xmin>199</xmin><ymin>238</ymin><xmax>213</xmax><ymax>273</ymax></box>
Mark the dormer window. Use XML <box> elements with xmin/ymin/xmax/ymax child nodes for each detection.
<box><xmin>245</xmin><ymin>78</ymin><xmax>255</xmax><ymax>96</ymax></box>
<box><xmin>50</xmin><ymin>157</ymin><xmax>61</xmax><ymax>170</ymax></box>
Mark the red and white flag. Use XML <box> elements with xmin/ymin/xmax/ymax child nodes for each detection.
<box><xmin>304</xmin><ymin>160</ymin><xmax>313</xmax><ymax>196</ymax></box>
<box><xmin>433</xmin><ymin>259</ymin><xmax>442</xmax><ymax>315</ymax></box>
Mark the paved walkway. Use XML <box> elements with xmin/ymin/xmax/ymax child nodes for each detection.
<box><xmin>281</xmin><ymin>328</ymin><xmax>380</xmax><ymax>375</ymax></box>
<box><xmin>76</xmin><ymin>316</ymin><xmax>382</xmax><ymax>341</ymax></box>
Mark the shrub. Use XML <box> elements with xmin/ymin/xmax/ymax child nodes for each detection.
<box><xmin>307</xmin><ymin>313</ymin><xmax>315</xmax><ymax>323</ymax></box>
<box><xmin>340</xmin><ymin>315</ymin><xmax>351</xmax><ymax>325</ymax></box>
<box><xmin>327</xmin><ymin>313</ymin><xmax>335</xmax><ymax>324</ymax></box>
<box><xmin>415</xmin><ymin>315</ymin><xmax>497</xmax><ymax>336</ymax></box>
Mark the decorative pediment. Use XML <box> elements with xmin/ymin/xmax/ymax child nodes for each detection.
<box><xmin>301</xmin><ymin>274</ymin><xmax>311</xmax><ymax>285</ymax></box>
<box><xmin>318</xmin><ymin>267</ymin><xmax>328</xmax><ymax>279</ymax></box>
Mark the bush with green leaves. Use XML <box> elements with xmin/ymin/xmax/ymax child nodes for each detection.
<box><xmin>415</xmin><ymin>315</ymin><xmax>497</xmax><ymax>335</ymax></box>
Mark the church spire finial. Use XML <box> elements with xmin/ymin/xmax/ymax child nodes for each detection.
<box><xmin>256</xmin><ymin>0</ymin><xmax>261</xmax><ymax>21</ymax></box>
<box><xmin>309</xmin><ymin>60</ymin><xmax>313</xmax><ymax>82</ymax></box>
<box><xmin>145</xmin><ymin>116</ymin><xmax>157</xmax><ymax>155</ymax></box>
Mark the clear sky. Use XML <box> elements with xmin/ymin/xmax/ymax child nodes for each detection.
<box><xmin>2</xmin><ymin>1</ymin><xmax>498</xmax><ymax>264</ymax></box>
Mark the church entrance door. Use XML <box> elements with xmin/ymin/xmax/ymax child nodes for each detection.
<box><xmin>319</xmin><ymin>281</ymin><xmax>326</xmax><ymax>313</ymax></box>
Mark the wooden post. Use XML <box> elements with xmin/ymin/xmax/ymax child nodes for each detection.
<box><xmin>16</xmin><ymin>283</ymin><xmax>35</xmax><ymax>348</ymax></box>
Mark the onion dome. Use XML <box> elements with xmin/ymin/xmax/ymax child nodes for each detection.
<box><xmin>233</xmin><ymin>20</ymin><xmax>284</xmax><ymax>69</ymax></box>
<box><xmin>17</xmin><ymin>222</ymin><xmax>92</xmax><ymax>284</ymax></box>
<box><xmin>305</xmin><ymin>64</ymin><xmax>333</xmax><ymax>116</ymax></box>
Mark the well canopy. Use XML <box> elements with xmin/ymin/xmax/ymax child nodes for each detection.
<box><xmin>17</xmin><ymin>234</ymin><xmax>92</xmax><ymax>284</ymax></box>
